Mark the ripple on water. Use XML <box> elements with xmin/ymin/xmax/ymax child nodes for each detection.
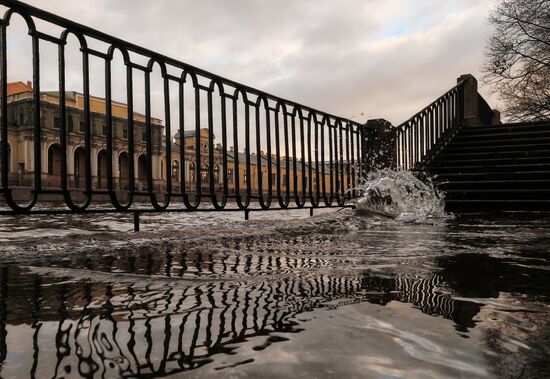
<box><xmin>0</xmin><ymin>202</ymin><xmax>549</xmax><ymax>377</ymax></box>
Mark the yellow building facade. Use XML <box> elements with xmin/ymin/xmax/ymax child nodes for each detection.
<box><xmin>1</xmin><ymin>82</ymin><xmax>350</xmax><ymax>199</ymax></box>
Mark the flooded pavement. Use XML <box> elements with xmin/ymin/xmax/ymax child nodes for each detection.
<box><xmin>0</xmin><ymin>210</ymin><xmax>549</xmax><ymax>378</ymax></box>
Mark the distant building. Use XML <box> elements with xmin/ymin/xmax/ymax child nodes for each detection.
<box><xmin>1</xmin><ymin>82</ymin><xmax>348</xmax><ymax>197</ymax></box>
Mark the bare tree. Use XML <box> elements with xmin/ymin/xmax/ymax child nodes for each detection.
<box><xmin>483</xmin><ymin>0</ymin><xmax>550</xmax><ymax>121</ymax></box>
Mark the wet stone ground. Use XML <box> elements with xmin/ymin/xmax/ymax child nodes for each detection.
<box><xmin>0</xmin><ymin>209</ymin><xmax>548</xmax><ymax>378</ymax></box>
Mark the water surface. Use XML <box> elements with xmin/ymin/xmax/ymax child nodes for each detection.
<box><xmin>0</xmin><ymin>210</ymin><xmax>548</xmax><ymax>378</ymax></box>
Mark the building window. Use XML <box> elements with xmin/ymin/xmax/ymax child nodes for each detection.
<box><xmin>243</xmin><ymin>171</ymin><xmax>247</xmax><ymax>184</ymax></box>
<box><xmin>101</xmin><ymin>125</ymin><xmax>108</xmax><ymax>137</ymax></box>
<box><xmin>283</xmin><ymin>174</ymin><xmax>287</xmax><ymax>186</ymax></box>
<box><xmin>47</xmin><ymin>144</ymin><xmax>61</xmax><ymax>175</ymax></box>
<box><xmin>201</xmin><ymin>164</ymin><xmax>209</xmax><ymax>184</ymax></box>
<box><xmin>214</xmin><ymin>164</ymin><xmax>220</xmax><ymax>183</ymax></box>
<box><xmin>189</xmin><ymin>162</ymin><xmax>196</xmax><ymax>183</ymax></box>
<box><xmin>53</xmin><ymin>116</ymin><xmax>61</xmax><ymax>129</ymax></box>
<box><xmin>172</xmin><ymin>160</ymin><xmax>180</xmax><ymax>181</ymax></box>
<box><xmin>67</xmin><ymin>115</ymin><xmax>74</xmax><ymax>131</ymax></box>
<box><xmin>228</xmin><ymin>169</ymin><xmax>234</xmax><ymax>184</ymax></box>
<box><xmin>122</xmin><ymin>128</ymin><xmax>128</xmax><ymax>140</ymax></box>
<box><xmin>79</xmin><ymin>121</ymin><xmax>86</xmax><ymax>133</ymax></box>
<box><xmin>141</xmin><ymin>131</ymin><xmax>147</xmax><ymax>142</ymax></box>
<box><xmin>19</xmin><ymin>113</ymin><xmax>24</xmax><ymax>126</ymax></box>
<box><xmin>271</xmin><ymin>173</ymin><xmax>276</xmax><ymax>184</ymax></box>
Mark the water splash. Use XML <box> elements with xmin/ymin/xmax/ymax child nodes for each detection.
<box><xmin>354</xmin><ymin>169</ymin><xmax>447</xmax><ymax>222</ymax></box>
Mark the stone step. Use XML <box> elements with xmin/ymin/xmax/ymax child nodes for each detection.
<box><xmin>443</xmin><ymin>189</ymin><xmax>550</xmax><ymax>201</ymax></box>
<box><xmin>449</xmin><ymin>136</ymin><xmax>550</xmax><ymax>148</ymax></box>
<box><xmin>437</xmin><ymin>179</ymin><xmax>550</xmax><ymax>191</ymax></box>
<box><xmin>438</xmin><ymin>149</ymin><xmax>550</xmax><ymax>160</ymax></box>
<box><xmin>445</xmin><ymin>199</ymin><xmax>550</xmax><ymax>213</ymax></box>
<box><xmin>431</xmin><ymin>170</ymin><xmax>550</xmax><ymax>181</ymax></box>
<box><xmin>430</xmin><ymin>163</ymin><xmax>550</xmax><ymax>174</ymax></box>
<box><xmin>427</xmin><ymin>120</ymin><xmax>550</xmax><ymax>213</ymax></box>
<box><xmin>458</xmin><ymin>121</ymin><xmax>550</xmax><ymax>134</ymax></box>
<box><xmin>444</xmin><ymin>142</ymin><xmax>550</xmax><ymax>154</ymax></box>
<box><xmin>454</xmin><ymin>129</ymin><xmax>550</xmax><ymax>142</ymax></box>
<box><xmin>431</xmin><ymin>156</ymin><xmax>550</xmax><ymax>167</ymax></box>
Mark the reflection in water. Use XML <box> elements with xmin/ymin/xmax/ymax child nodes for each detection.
<box><xmin>0</xmin><ymin>258</ymin><xmax>478</xmax><ymax>378</ymax></box>
<box><xmin>0</xmin><ymin>212</ymin><xmax>549</xmax><ymax>378</ymax></box>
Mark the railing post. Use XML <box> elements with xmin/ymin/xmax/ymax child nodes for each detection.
<box><xmin>457</xmin><ymin>74</ymin><xmax>479</xmax><ymax>127</ymax></box>
<box><xmin>363</xmin><ymin>119</ymin><xmax>397</xmax><ymax>173</ymax></box>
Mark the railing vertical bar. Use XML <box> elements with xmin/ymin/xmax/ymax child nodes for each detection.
<box><xmin>221</xmin><ymin>91</ymin><xmax>229</xmax><ymax>204</ymax></box>
<box><xmin>299</xmin><ymin>114</ymin><xmax>306</xmax><ymax>206</ymax></box>
<box><xmin>58</xmin><ymin>42</ymin><xmax>69</xmax><ymax>194</ymax></box>
<box><xmin>144</xmin><ymin>70</ymin><xmax>153</xmax><ymax>194</ymax></box>
<box><xmin>334</xmin><ymin>122</ymin><xmax>340</xmax><ymax>200</ymax></box>
<box><xmin>178</xmin><ymin>80</ymin><xmax>186</xmax><ymax>198</ymax></box>
<box><xmin>82</xmin><ymin>44</ymin><xmax>92</xmax><ymax>200</ymax></box>
<box><xmin>264</xmin><ymin>103</ymin><xmax>272</xmax><ymax>206</ymax></box>
<box><xmin>244</xmin><ymin>100</ymin><xmax>251</xmax><ymax>205</ymax></box>
<box><xmin>290</xmin><ymin>112</ymin><xmax>298</xmax><ymax>205</ymax></box>
<box><xmin>328</xmin><ymin>120</ymin><xmax>335</xmax><ymax>202</ymax></box>
<box><xmin>306</xmin><ymin>115</ymin><xmax>314</xmax><ymax>204</ymax></box>
<box><xmin>422</xmin><ymin>115</ymin><xmax>426</xmax><ymax>159</ymax></box>
<box><xmin>315</xmin><ymin>119</ymin><xmax>321</xmax><ymax>203</ymax></box>
<box><xmin>207</xmin><ymin>86</ymin><xmax>217</xmax><ymax>202</ymax></box>
<box><xmin>345</xmin><ymin>123</ymin><xmax>351</xmax><ymax>200</ymax></box>
<box><xmin>407</xmin><ymin>124</ymin><xmax>412</xmax><ymax>170</ymax></box>
<box><xmin>283</xmin><ymin>108</ymin><xmax>290</xmax><ymax>203</ymax></box>
<box><xmin>0</xmin><ymin>23</ymin><xmax>7</xmax><ymax>192</ymax></box>
<box><xmin>163</xmin><ymin>73</ymin><xmax>172</xmax><ymax>202</ymax></box>
<box><xmin>274</xmin><ymin>105</ymin><xmax>282</xmax><ymax>206</ymax></box>
<box><xmin>105</xmin><ymin>57</ymin><xmax>115</xmax><ymax>196</ymax></box>
<box><xmin>231</xmin><ymin>94</ymin><xmax>242</xmax><ymax>206</ymax></box>
<box><xmin>126</xmin><ymin>64</ymin><xmax>136</xmax><ymax>195</ymax></box>
<box><xmin>338</xmin><ymin>122</ymin><xmax>345</xmax><ymax>201</ymax></box>
<box><xmin>193</xmin><ymin>85</ymin><xmax>201</xmax><ymax>203</ymax></box>
<box><xmin>320</xmin><ymin>118</ymin><xmax>327</xmax><ymax>204</ymax></box>
<box><xmin>415</xmin><ymin>119</ymin><xmax>420</xmax><ymax>166</ymax></box>
<box><xmin>253</xmin><ymin>101</ymin><xmax>263</xmax><ymax>206</ymax></box>
<box><xmin>350</xmin><ymin>125</ymin><xmax>356</xmax><ymax>196</ymax></box>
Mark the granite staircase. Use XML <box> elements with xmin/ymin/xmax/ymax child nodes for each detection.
<box><xmin>428</xmin><ymin>121</ymin><xmax>550</xmax><ymax>213</ymax></box>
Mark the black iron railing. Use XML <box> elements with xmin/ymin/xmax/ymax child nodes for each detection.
<box><xmin>395</xmin><ymin>80</ymin><xmax>466</xmax><ymax>171</ymax></box>
<box><xmin>0</xmin><ymin>0</ymin><xmax>364</xmax><ymax>224</ymax></box>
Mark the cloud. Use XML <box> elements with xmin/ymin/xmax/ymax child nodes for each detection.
<box><xmin>1</xmin><ymin>0</ymin><xmax>500</xmax><ymax>127</ymax></box>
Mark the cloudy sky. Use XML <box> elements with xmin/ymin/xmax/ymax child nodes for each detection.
<box><xmin>3</xmin><ymin>0</ymin><xmax>500</xmax><ymax>126</ymax></box>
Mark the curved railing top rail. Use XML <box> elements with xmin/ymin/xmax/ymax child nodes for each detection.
<box><xmin>396</xmin><ymin>79</ymin><xmax>466</xmax><ymax>130</ymax></box>
<box><xmin>0</xmin><ymin>0</ymin><xmax>363</xmax><ymax>128</ymax></box>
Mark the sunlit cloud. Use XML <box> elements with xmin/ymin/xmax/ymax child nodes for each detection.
<box><xmin>2</xmin><ymin>0</ymin><xmax>500</xmax><ymax>125</ymax></box>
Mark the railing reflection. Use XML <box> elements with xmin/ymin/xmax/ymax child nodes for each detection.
<box><xmin>0</xmin><ymin>261</ymin><xmax>481</xmax><ymax>378</ymax></box>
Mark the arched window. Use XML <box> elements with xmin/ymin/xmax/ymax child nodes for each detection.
<box><xmin>74</xmin><ymin>147</ymin><xmax>85</xmax><ymax>188</ymax></box>
<box><xmin>214</xmin><ymin>164</ymin><xmax>220</xmax><ymax>184</ymax></box>
<box><xmin>118</xmin><ymin>152</ymin><xmax>129</xmax><ymax>190</ymax></box>
<box><xmin>137</xmin><ymin>154</ymin><xmax>147</xmax><ymax>183</ymax></box>
<box><xmin>47</xmin><ymin>144</ymin><xmax>62</xmax><ymax>176</ymax></box>
<box><xmin>189</xmin><ymin>162</ymin><xmax>196</xmax><ymax>183</ymax></box>
<box><xmin>97</xmin><ymin>150</ymin><xmax>108</xmax><ymax>189</ymax></box>
<box><xmin>172</xmin><ymin>160</ymin><xmax>180</xmax><ymax>182</ymax></box>
<box><xmin>200</xmin><ymin>163</ymin><xmax>209</xmax><ymax>184</ymax></box>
